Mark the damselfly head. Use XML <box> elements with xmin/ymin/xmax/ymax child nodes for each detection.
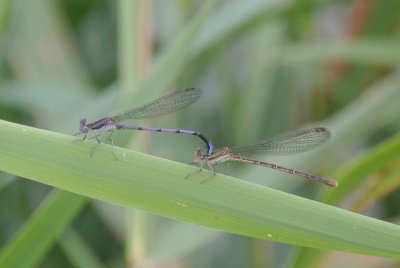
<box><xmin>79</xmin><ymin>118</ymin><xmax>89</xmax><ymax>133</ymax></box>
<box><xmin>193</xmin><ymin>148</ymin><xmax>206</xmax><ymax>162</ymax></box>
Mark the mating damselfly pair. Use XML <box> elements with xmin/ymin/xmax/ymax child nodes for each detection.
<box><xmin>75</xmin><ymin>88</ymin><xmax>338</xmax><ymax>188</ymax></box>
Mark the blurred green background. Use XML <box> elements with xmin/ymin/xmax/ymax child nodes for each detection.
<box><xmin>1</xmin><ymin>0</ymin><xmax>400</xmax><ymax>267</ymax></box>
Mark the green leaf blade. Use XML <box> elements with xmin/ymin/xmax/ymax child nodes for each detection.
<box><xmin>0</xmin><ymin>119</ymin><xmax>399</xmax><ymax>258</ymax></box>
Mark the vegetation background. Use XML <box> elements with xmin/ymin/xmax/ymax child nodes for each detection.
<box><xmin>1</xmin><ymin>0</ymin><xmax>400</xmax><ymax>267</ymax></box>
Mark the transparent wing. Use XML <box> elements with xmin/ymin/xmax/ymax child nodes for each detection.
<box><xmin>111</xmin><ymin>87</ymin><xmax>202</xmax><ymax>122</ymax></box>
<box><xmin>230</xmin><ymin>127</ymin><xmax>331</xmax><ymax>156</ymax></box>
